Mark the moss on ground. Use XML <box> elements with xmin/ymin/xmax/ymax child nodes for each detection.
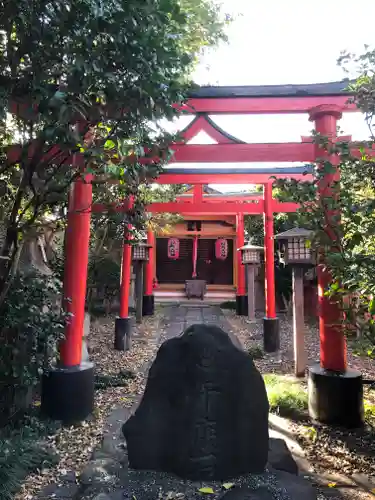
<box><xmin>263</xmin><ymin>373</ymin><xmax>308</xmax><ymax>419</ymax></box>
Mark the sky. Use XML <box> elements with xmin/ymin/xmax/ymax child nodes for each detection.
<box><xmin>164</xmin><ymin>0</ymin><xmax>375</xmax><ymax>192</ymax></box>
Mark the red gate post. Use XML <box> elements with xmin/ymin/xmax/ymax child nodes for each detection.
<box><xmin>41</xmin><ymin>175</ymin><xmax>94</xmax><ymax>423</ymax></box>
<box><xmin>263</xmin><ymin>182</ymin><xmax>280</xmax><ymax>352</ymax></box>
<box><xmin>115</xmin><ymin>198</ymin><xmax>134</xmax><ymax>351</ymax></box>
<box><xmin>308</xmin><ymin>105</ymin><xmax>363</xmax><ymax>428</ymax></box>
<box><xmin>143</xmin><ymin>229</ymin><xmax>155</xmax><ymax>315</ymax></box>
<box><xmin>236</xmin><ymin>213</ymin><xmax>248</xmax><ymax>315</ymax></box>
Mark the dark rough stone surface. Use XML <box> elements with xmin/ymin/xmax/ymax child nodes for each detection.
<box><xmin>268</xmin><ymin>469</ymin><xmax>317</xmax><ymax>500</ymax></box>
<box><xmin>122</xmin><ymin>323</ymin><xmax>269</xmax><ymax>480</ymax></box>
<box><xmin>268</xmin><ymin>438</ymin><xmax>298</xmax><ymax>475</ymax></box>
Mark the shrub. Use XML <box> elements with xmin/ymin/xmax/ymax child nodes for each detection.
<box><xmin>0</xmin><ymin>414</ymin><xmax>59</xmax><ymax>500</ymax></box>
<box><xmin>364</xmin><ymin>400</ymin><xmax>375</xmax><ymax>425</ymax></box>
<box><xmin>0</xmin><ymin>272</ymin><xmax>65</xmax><ymax>426</ymax></box>
<box><xmin>87</xmin><ymin>255</ymin><xmax>121</xmax><ymax>314</ymax></box>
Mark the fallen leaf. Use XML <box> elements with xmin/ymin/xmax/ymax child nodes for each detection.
<box><xmin>198</xmin><ymin>487</ymin><xmax>215</xmax><ymax>494</ymax></box>
<box><xmin>222</xmin><ymin>483</ymin><xmax>234</xmax><ymax>490</ymax></box>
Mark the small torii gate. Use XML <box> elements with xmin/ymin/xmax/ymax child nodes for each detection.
<box><xmin>41</xmin><ymin>81</ymin><xmax>365</xmax><ymax>427</ymax></box>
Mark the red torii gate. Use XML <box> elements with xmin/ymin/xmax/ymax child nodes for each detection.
<box><xmin>41</xmin><ymin>81</ymin><xmax>364</xmax><ymax>426</ymax></box>
<box><xmin>99</xmin><ymin>172</ymin><xmax>307</xmax><ymax>320</ymax></box>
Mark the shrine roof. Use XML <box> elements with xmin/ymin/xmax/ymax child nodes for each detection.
<box><xmin>188</xmin><ymin>80</ymin><xmax>353</xmax><ymax>99</ymax></box>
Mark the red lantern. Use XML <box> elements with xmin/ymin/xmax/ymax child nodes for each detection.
<box><xmin>167</xmin><ymin>238</ymin><xmax>179</xmax><ymax>260</ymax></box>
<box><xmin>215</xmin><ymin>238</ymin><xmax>228</xmax><ymax>260</ymax></box>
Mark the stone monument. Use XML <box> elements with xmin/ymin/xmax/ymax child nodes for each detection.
<box><xmin>122</xmin><ymin>324</ymin><xmax>269</xmax><ymax>480</ymax></box>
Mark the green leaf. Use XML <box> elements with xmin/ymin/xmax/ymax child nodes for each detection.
<box><xmin>104</xmin><ymin>140</ymin><xmax>116</xmax><ymax>150</ymax></box>
<box><xmin>222</xmin><ymin>483</ymin><xmax>234</xmax><ymax>490</ymax></box>
<box><xmin>198</xmin><ymin>487</ymin><xmax>215</xmax><ymax>494</ymax></box>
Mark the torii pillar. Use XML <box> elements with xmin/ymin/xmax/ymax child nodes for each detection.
<box><xmin>263</xmin><ymin>182</ymin><xmax>279</xmax><ymax>352</ymax></box>
<box><xmin>308</xmin><ymin>105</ymin><xmax>363</xmax><ymax>428</ymax></box>
<box><xmin>41</xmin><ymin>176</ymin><xmax>94</xmax><ymax>423</ymax></box>
<box><xmin>236</xmin><ymin>213</ymin><xmax>248</xmax><ymax>315</ymax></box>
<box><xmin>115</xmin><ymin>204</ymin><xmax>134</xmax><ymax>351</ymax></box>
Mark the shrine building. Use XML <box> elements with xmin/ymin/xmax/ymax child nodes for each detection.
<box><xmin>154</xmin><ymin>185</ymin><xmax>257</xmax><ymax>304</ymax></box>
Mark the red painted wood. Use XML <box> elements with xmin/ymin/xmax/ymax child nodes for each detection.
<box><xmin>264</xmin><ymin>183</ymin><xmax>276</xmax><ymax>319</ymax></box>
<box><xmin>272</xmin><ymin>201</ymin><xmax>301</xmax><ymax>213</ymax></box>
<box><xmin>119</xmin><ymin>197</ymin><xmax>134</xmax><ymax>318</ymax></box>
<box><xmin>60</xmin><ymin>175</ymin><xmax>92</xmax><ymax>367</ymax></box>
<box><xmin>156</xmin><ymin>172</ymin><xmax>313</xmax><ymax>185</ymax></box>
<box><xmin>7</xmin><ymin>141</ymin><xmax>314</xmax><ymax>164</ymax></box>
<box><xmin>8</xmin><ymin>141</ymin><xmax>375</xmax><ymax>169</ymax></box>
<box><xmin>147</xmin><ymin>201</ymin><xmax>265</xmax><ymax>215</ymax></box>
<box><xmin>92</xmin><ymin>199</ymin><xmax>301</xmax><ymax>214</ymax></box>
<box><xmin>169</xmin><ymin>142</ymin><xmax>315</xmax><ymax>163</ymax></box>
<box><xmin>193</xmin><ymin>184</ymin><xmax>203</xmax><ymax>203</ymax></box>
<box><xmin>9</xmin><ymin>93</ymin><xmax>355</xmax><ymax>118</ymax></box>
<box><xmin>179</xmin><ymin>115</ymin><xmax>236</xmax><ymax>144</ymax></box>
<box><xmin>310</xmin><ymin>105</ymin><xmax>347</xmax><ymax>372</ymax></box>
<box><xmin>236</xmin><ymin>214</ymin><xmax>246</xmax><ymax>296</ymax></box>
<box><xmin>176</xmin><ymin>95</ymin><xmax>356</xmax><ymax>114</ymax></box>
<box><xmin>144</xmin><ymin>229</ymin><xmax>155</xmax><ymax>296</ymax></box>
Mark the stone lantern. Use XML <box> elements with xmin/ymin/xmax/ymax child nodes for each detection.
<box><xmin>275</xmin><ymin>228</ymin><xmax>314</xmax><ymax>377</ymax></box>
<box><xmin>132</xmin><ymin>242</ymin><xmax>151</xmax><ymax>324</ymax></box>
<box><xmin>239</xmin><ymin>243</ymin><xmax>264</xmax><ymax>321</ymax></box>
<box><xmin>132</xmin><ymin>242</ymin><xmax>151</xmax><ymax>262</ymax></box>
<box><xmin>275</xmin><ymin>227</ymin><xmax>314</xmax><ymax>266</ymax></box>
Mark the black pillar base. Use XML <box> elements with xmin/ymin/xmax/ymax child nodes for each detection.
<box><xmin>263</xmin><ymin>317</ymin><xmax>280</xmax><ymax>353</ymax></box>
<box><xmin>308</xmin><ymin>364</ymin><xmax>364</xmax><ymax>428</ymax></box>
<box><xmin>41</xmin><ymin>361</ymin><xmax>94</xmax><ymax>423</ymax></box>
<box><xmin>142</xmin><ymin>295</ymin><xmax>155</xmax><ymax>316</ymax></box>
<box><xmin>236</xmin><ymin>295</ymin><xmax>248</xmax><ymax>316</ymax></box>
<box><xmin>114</xmin><ymin>317</ymin><xmax>133</xmax><ymax>351</ymax></box>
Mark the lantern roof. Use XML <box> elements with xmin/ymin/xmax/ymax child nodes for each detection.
<box><xmin>239</xmin><ymin>243</ymin><xmax>264</xmax><ymax>251</ymax></box>
<box><xmin>135</xmin><ymin>241</ymin><xmax>152</xmax><ymax>248</ymax></box>
<box><xmin>274</xmin><ymin>227</ymin><xmax>312</xmax><ymax>240</ymax></box>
